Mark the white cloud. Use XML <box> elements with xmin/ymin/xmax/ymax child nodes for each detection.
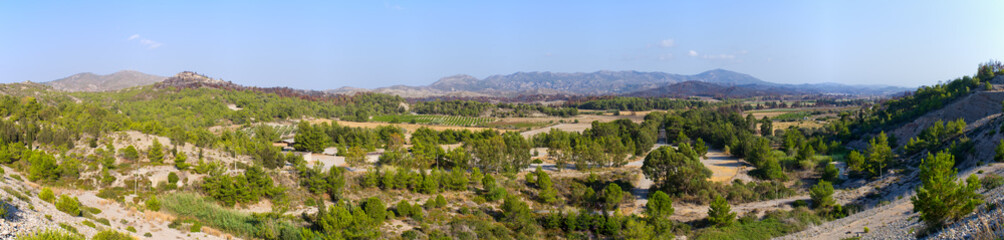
<box><xmin>384</xmin><ymin>2</ymin><xmax>404</xmax><ymax>10</ymax></box>
<box><xmin>702</xmin><ymin>54</ymin><xmax>736</xmax><ymax>60</ymax></box>
<box><xmin>128</xmin><ymin>34</ymin><xmax>162</xmax><ymax>49</ymax></box>
<box><xmin>659</xmin><ymin>39</ymin><xmax>675</xmax><ymax>48</ymax></box>
<box><xmin>688</xmin><ymin>50</ymin><xmax>698</xmax><ymax>57</ymax></box>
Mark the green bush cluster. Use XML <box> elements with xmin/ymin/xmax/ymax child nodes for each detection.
<box><xmin>201</xmin><ymin>165</ymin><xmax>283</xmax><ymax>207</ymax></box>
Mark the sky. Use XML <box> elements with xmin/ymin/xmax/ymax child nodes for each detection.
<box><xmin>2</xmin><ymin>1</ymin><xmax>1003</xmax><ymax>89</ymax></box>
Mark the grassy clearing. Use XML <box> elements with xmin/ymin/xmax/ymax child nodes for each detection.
<box><xmin>694</xmin><ymin>207</ymin><xmax>823</xmax><ymax>240</ymax></box>
<box><xmin>161</xmin><ymin>193</ymin><xmax>300</xmax><ymax>240</ymax></box>
<box><xmin>372</xmin><ymin>114</ymin><xmax>495</xmax><ymax>126</ymax></box>
<box><xmin>771</xmin><ymin>111</ymin><xmax>813</xmax><ymax>121</ymax></box>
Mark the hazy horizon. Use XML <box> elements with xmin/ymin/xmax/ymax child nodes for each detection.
<box><xmin>3</xmin><ymin>1</ymin><xmax>1003</xmax><ymax>89</ymax></box>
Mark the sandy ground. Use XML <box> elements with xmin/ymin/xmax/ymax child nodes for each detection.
<box><xmin>521</xmin><ymin>123</ymin><xmax>594</xmax><ymax>138</ymax></box>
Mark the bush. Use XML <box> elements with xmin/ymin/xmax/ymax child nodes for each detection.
<box><xmin>145</xmin><ymin>196</ymin><xmax>161</xmax><ymax>211</ymax></box>
<box><xmin>18</xmin><ymin>229</ymin><xmax>84</xmax><ymax>240</ymax></box>
<box><xmin>190</xmin><ymin>222</ymin><xmax>202</xmax><ymax>232</ymax></box>
<box><xmin>39</xmin><ymin>187</ymin><xmax>55</xmax><ymax>203</ymax></box>
<box><xmin>981</xmin><ymin>174</ymin><xmax>1004</xmax><ymax>190</ymax></box>
<box><xmin>167</xmin><ymin>172</ymin><xmax>179</xmax><ymax>185</ymax></box>
<box><xmin>55</xmin><ymin>194</ymin><xmax>81</xmax><ymax>216</ymax></box>
<box><xmin>92</xmin><ymin>230</ymin><xmax>135</xmax><ymax>240</ymax></box>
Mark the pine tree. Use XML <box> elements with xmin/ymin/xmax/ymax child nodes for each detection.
<box><xmin>996</xmin><ymin>139</ymin><xmax>1004</xmax><ymax>162</ymax></box>
<box><xmin>810</xmin><ymin>180</ymin><xmax>835</xmax><ymax>210</ymax></box>
<box><xmin>148</xmin><ymin>139</ymin><xmax>164</xmax><ymax>164</ymax></box>
<box><xmin>911</xmin><ymin>151</ymin><xmax>983</xmax><ymax>229</ymax></box>
<box><xmin>602</xmin><ymin>183</ymin><xmax>624</xmax><ymax>211</ymax></box>
<box><xmin>707</xmin><ymin>195</ymin><xmax>735</xmax><ymax>226</ymax></box>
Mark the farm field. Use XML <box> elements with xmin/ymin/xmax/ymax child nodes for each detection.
<box><xmin>371</xmin><ymin>114</ymin><xmax>495</xmax><ymax>126</ymax></box>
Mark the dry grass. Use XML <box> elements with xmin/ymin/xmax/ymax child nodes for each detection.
<box><xmin>144</xmin><ymin>211</ymin><xmax>175</xmax><ymax>223</ymax></box>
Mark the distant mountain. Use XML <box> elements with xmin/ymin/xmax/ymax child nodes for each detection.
<box><xmin>626</xmin><ymin>81</ymin><xmax>802</xmax><ymax>99</ymax></box>
<box><xmin>45</xmin><ymin>70</ymin><xmax>165</xmax><ymax>92</ymax></box>
<box><xmin>338</xmin><ymin>69</ymin><xmax>911</xmax><ymax>98</ymax></box>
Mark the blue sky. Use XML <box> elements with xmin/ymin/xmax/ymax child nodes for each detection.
<box><xmin>2</xmin><ymin>1</ymin><xmax>1003</xmax><ymax>89</ymax></box>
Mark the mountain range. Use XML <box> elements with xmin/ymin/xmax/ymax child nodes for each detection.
<box><xmin>39</xmin><ymin>69</ymin><xmax>911</xmax><ymax>97</ymax></box>
<box><xmin>330</xmin><ymin>69</ymin><xmax>911</xmax><ymax>98</ymax></box>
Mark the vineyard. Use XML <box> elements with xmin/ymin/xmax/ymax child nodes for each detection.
<box><xmin>371</xmin><ymin>114</ymin><xmax>496</xmax><ymax>126</ymax></box>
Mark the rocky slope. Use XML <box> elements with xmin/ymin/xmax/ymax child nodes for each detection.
<box><xmin>44</xmin><ymin>70</ymin><xmax>165</xmax><ymax>92</ymax></box>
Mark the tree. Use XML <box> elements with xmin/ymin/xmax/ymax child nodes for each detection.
<box><xmin>847</xmin><ymin>150</ymin><xmax>865</xmax><ymax>174</ymax></box>
<box><xmin>645</xmin><ymin>191</ymin><xmax>674</xmax><ymax>220</ymax></box>
<box><xmin>707</xmin><ymin>195</ymin><xmax>735</xmax><ymax>226</ymax></box>
<box><xmin>174</xmin><ymin>151</ymin><xmax>189</xmax><ymax>170</ymax></box>
<box><xmin>996</xmin><ymin>139</ymin><xmax>1004</xmax><ymax>162</ymax></box>
<box><xmin>500</xmin><ymin>195</ymin><xmax>537</xmax><ymax>235</ymax></box>
<box><xmin>362</xmin><ymin>197</ymin><xmax>387</xmax><ymax>222</ymax></box>
<box><xmin>148</xmin><ymin>138</ymin><xmax>164</xmax><ymax>164</ymax></box>
<box><xmin>676</xmin><ymin>131</ymin><xmax>690</xmax><ymax>145</ymax></box>
<box><xmin>760</xmin><ymin>116</ymin><xmax>773</xmax><ymax>136</ymax></box>
<box><xmin>642</xmin><ymin>146</ymin><xmax>711</xmax><ymax>195</ymax></box>
<box><xmin>535</xmin><ymin>169</ymin><xmax>558</xmax><ymax>203</ymax></box>
<box><xmin>822</xmin><ymin>162</ymin><xmax>839</xmax><ymax>182</ymax></box>
<box><xmin>120</xmin><ymin>145</ymin><xmax>139</xmax><ymax>162</ymax></box>
<box><xmin>867</xmin><ymin>132</ymin><xmax>893</xmax><ymax>177</ymax></box>
<box><xmin>798</xmin><ymin>145</ymin><xmax>815</xmax><ymax>161</ymax></box>
<box><xmin>911</xmin><ymin>151</ymin><xmax>983</xmax><ymax>228</ymax></box>
<box><xmin>602</xmin><ymin>183</ymin><xmax>624</xmax><ymax>211</ymax></box>
<box><xmin>344</xmin><ymin>146</ymin><xmax>367</xmax><ymax>167</ymax></box>
<box><xmin>810</xmin><ymin>180</ymin><xmax>835</xmax><ymax>210</ymax></box>
<box><xmin>694</xmin><ymin>138</ymin><xmax>708</xmax><ymax>158</ymax></box>
<box><xmin>294</xmin><ymin>121</ymin><xmax>329</xmax><ymax>153</ymax></box>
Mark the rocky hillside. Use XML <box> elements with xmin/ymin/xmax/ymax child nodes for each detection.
<box><xmin>44</xmin><ymin>70</ymin><xmax>165</xmax><ymax>92</ymax></box>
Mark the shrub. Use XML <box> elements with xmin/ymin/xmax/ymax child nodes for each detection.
<box><xmin>145</xmin><ymin>196</ymin><xmax>161</xmax><ymax>211</ymax></box>
<box><xmin>39</xmin><ymin>187</ymin><xmax>55</xmax><ymax>203</ymax></box>
<box><xmin>126</xmin><ymin>226</ymin><xmax>136</xmax><ymax>233</ymax></box>
<box><xmin>58</xmin><ymin>223</ymin><xmax>78</xmax><ymax>234</ymax></box>
<box><xmin>167</xmin><ymin>172</ymin><xmax>179</xmax><ymax>185</ymax></box>
<box><xmin>120</xmin><ymin>145</ymin><xmax>139</xmax><ymax>161</ymax></box>
<box><xmin>82</xmin><ymin>220</ymin><xmax>96</xmax><ymax>228</ymax></box>
<box><xmin>810</xmin><ymin>181</ymin><xmax>835</xmax><ymax>210</ymax></box>
<box><xmin>190</xmin><ymin>222</ymin><xmax>202</xmax><ymax>232</ymax></box>
<box><xmin>55</xmin><ymin>194</ymin><xmax>81</xmax><ymax>216</ymax></box>
<box><xmin>981</xmin><ymin>174</ymin><xmax>1004</xmax><ymax>190</ymax></box>
<box><xmin>161</xmin><ymin>193</ymin><xmax>296</xmax><ymax>239</ymax></box>
<box><xmin>18</xmin><ymin>229</ymin><xmax>84</xmax><ymax>240</ymax></box>
<box><xmin>92</xmin><ymin>230</ymin><xmax>135</xmax><ymax>240</ymax></box>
